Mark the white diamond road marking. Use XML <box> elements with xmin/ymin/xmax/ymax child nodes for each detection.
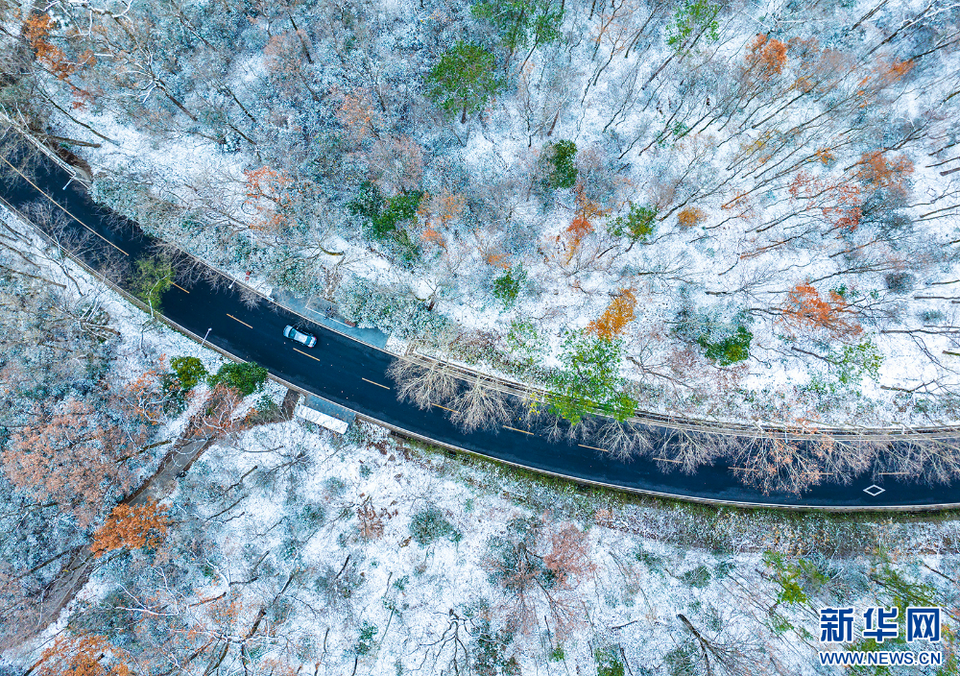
<box><xmin>863</xmin><ymin>485</ymin><xmax>885</xmax><ymax>497</ymax></box>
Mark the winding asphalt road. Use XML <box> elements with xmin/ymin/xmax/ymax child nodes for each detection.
<box><xmin>3</xmin><ymin>150</ymin><xmax>959</xmax><ymax>510</ymax></box>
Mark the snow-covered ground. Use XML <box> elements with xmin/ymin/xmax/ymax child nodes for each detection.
<box><xmin>31</xmin><ymin>0</ymin><xmax>960</xmax><ymax>431</ymax></box>
<box><xmin>7</xmin><ymin>417</ymin><xmax>955</xmax><ymax>674</ymax></box>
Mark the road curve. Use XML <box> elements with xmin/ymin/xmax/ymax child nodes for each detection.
<box><xmin>2</xmin><ymin>149</ymin><xmax>959</xmax><ymax>510</ymax></box>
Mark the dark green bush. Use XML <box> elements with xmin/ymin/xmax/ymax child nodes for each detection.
<box><xmin>544</xmin><ymin>140</ymin><xmax>578</xmax><ymax>189</ymax></box>
<box><xmin>409</xmin><ymin>506</ymin><xmax>460</xmax><ymax>546</ymax></box>
<box><xmin>680</xmin><ymin>564</ymin><xmax>712</xmax><ymax>589</ymax></box>
<box><xmin>594</xmin><ymin>646</ymin><xmax>625</xmax><ymax>676</ymax></box>
<box><xmin>348</xmin><ymin>182</ymin><xmax>424</xmax><ymax>241</ymax></box>
<box><xmin>348</xmin><ymin>181</ymin><xmax>384</xmax><ymax>224</ymax></box>
<box><xmin>696</xmin><ymin>325</ymin><xmax>752</xmax><ymax>366</ymax></box>
<box><xmin>465</xmin><ymin>603</ymin><xmax>520</xmax><ymax>675</ymax></box>
<box><xmin>208</xmin><ymin>361</ymin><xmax>268</xmax><ymax>396</ymax></box>
<box><xmin>884</xmin><ymin>272</ymin><xmax>914</xmax><ymax>294</ymax></box>
<box><xmin>170</xmin><ymin>356</ymin><xmax>207</xmax><ymax>390</ymax></box>
<box><xmin>664</xmin><ymin>642</ymin><xmax>697</xmax><ymax>676</ymax></box>
<box><xmin>492</xmin><ymin>266</ymin><xmax>526</xmax><ymax>308</ymax></box>
<box><xmin>348</xmin><ymin>183</ymin><xmax>424</xmax><ymax>266</ymax></box>
<box><xmin>353</xmin><ymin>621</ymin><xmax>378</xmax><ymax>656</ymax></box>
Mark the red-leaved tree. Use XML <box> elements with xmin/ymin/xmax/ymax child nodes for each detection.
<box><xmin>1</xmin><ymin>399</ymin><xmax>131</xmax><ymax>527</ymax></box>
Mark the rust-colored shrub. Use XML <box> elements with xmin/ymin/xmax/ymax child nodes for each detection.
<box><xmin>677</xmin><ymin>207</ymin><xmax>706</xmax><ymax>228</ymax></box>
<box><xmin>587</xmin><ymin>289</ymin><xmax>637</xmax><ymax>339</ymax></box>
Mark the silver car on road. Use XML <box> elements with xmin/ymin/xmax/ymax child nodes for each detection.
<box><xmin>283</xmin><ymin>325</ymin><xmax>317</xmax><ymax>348</ymax></box>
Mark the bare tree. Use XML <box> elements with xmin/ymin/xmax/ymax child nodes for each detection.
<box><xmin>877</xmin><ymin>435</ymin><xmax>960</xmax><ymax>486</ymax></box>
<box><xmin>450</xmin><ymin>372</ymin><xmax>512</xmax><ymax>432</ymax></box>
<box><xmin>594</xmin><ymin>418</ymin><xmax>654</xmax><ymax>461</ymax></box>
<box><xmin>484</xmin><ymin>517</ymin><xmax>594</xmax><ymax>639</ymax></box>
<box><xmin>676</xmin><ymin>612</ymin><xmax>771</xmax><ymax>676</ymax></box>
<box><xmin>386</xmin><ymin>355</ymin><xmax>460</xmax><ymax>410</ymax></box>
<box><xmin>654</xmin><ymin>428</ymin><xmax>736</xmax><ymax>475</ymax></box>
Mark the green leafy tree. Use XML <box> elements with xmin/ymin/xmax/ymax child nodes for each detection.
<box><xmin>607</xmin><ymin>203</ymin><xmax>658</xmax><ymax>247</ymax></box>
<box><xmin>827</xmin><ymin>339</ymin><xmax>883</xmax><ymax>393</ymax></box>
<box><xmin>348</xmin><ymin>182</ymin><xmax>424</xmax><ymax>240</ymax></box>
<box><xmin>674</xmin><ymin>300</ymin><xmax>752</xmax><ymax>366</ymax></box>
<box><xmin>208</xmin><ymin>361</ymin><xmax>268</xmax><ymax>396</ymax></box>
<box><xmin>348</xmin><ymin>182</ymin><xmax>424</xmax><ymax>265</ymax></box>
<box><xmin>697</xmin><ymin>325</ymin><xmax>752</xmax><ymax>366</ymax></box>
<box><xmin>666</xmin><ymin>0</ymin><xmax>722</xmax><ymax>53</ymax></box>
<box><xmin>547</xmin><ymin>331</ymin><xmax>636</xmax><ymax>425</ymax></box>
<box><xmin>347</xmin><ymin>181</ymin><xmax>385</xmax><ymax>231</ymax></box>
<box><xmin>472</xmin><ymin>0</ymin><xmax>564</xmax><ymax>65</ymax></box>
<box><xmin>425</xmin><ymin>42</ymin><xmax>505</xmax><ymax>123</ymax></box>
<box><xmin>594</xmin><ymin>646</ymin><xmax>625</xmax><ymax>676</ymax></box>
<box><xmin>830</xmin><ymin>339</ymin><xmax>882</xmax><ymax>390</ymax></box>
<box><xmin>492</xmin><ymin>266</ymin><xmax>527</xmax><ymax>308</ymax></box>
<box><xmin>162</xmin><ymin>356</ymin><xmax>208</xmax><ymax>414</ymax></box>
<box><xmin>763</xmin><ymin>552</ymin><xmax>815</xmax><ymax>607</ymax></box>
<box><xmin>169</xmin><ymin>356</ymin><xmax>207</xmax><ymax>390</ymax></box>
<box><xmin>542</xmin><ymin>140</ymin><xmax>578</xmax><ymax>190</ymax></box>
<box><xmin>506</xmin><ymin>318</ymin><xmax>545</xmax><ymax>370</ymax></box>
<box><xmin>129</xmin><ymin>256</ymin><xmax>173</xmax><ymax>313</ymax></box>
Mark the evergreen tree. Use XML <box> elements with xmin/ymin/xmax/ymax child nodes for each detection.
<box><xmin>425</xmin><ymin>42</ymin><xmax>504</xmax><ymax>123</ymax></box>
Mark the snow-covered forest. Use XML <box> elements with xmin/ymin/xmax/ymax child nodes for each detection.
<box><xmin>0</xmin><ymin>147</ymin><xmax>958</xmax><ymax>676</ymax></box>
<box><xmin>2</xmin><ymin>0</ymin><xmax>960</xmax><ymax>672</ymax></box>
<box><xmin>0</xmin><ymin>222</ymin><xmax>956</xmax><ymax>675</ymax></box>
<box><xmin>5</xmin><ymin>0</ymin><xmax>960</xmax><ymax>430</ymax></box>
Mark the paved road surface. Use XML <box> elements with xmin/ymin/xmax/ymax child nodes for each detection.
<box><xmin>3</xmin><ymin>151</ymin><xmax>959</xmax><ymax>509</ymax></box>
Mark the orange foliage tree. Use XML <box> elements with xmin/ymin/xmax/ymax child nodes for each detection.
<box><xmin>484</xmin><ymin>519</ymin><xmax>595</xmax><ymax>638</ymax></box>
<box><xmin>587</xmin><ymin>288</ymin><xmax>637</xmax><ymax>339</ymax></box>
<box><xmin>857</xmin><ymin>58</ymin><xmax>914</xmax><ymax>98</ymax></box>
<box><xmin>416</xmin><ymin>190</ymin><xmax>466</xmax><ymax>251</ymax></box>
<box><xmin>244</xmin><ymin>166</ymin><xmax>293</xmax><ymax>233</ymax></box>
<box><xmin>117</xmin><ymin>362</ymin><xmax>167</xmax><ymax>425</ymax></box>
<box><xmin>335</xmin><ymin>87</ymin><xmax>381</xmax><ymax>142</ymax></box>
<box><xmin>263</xmin><ymin>31</ymin><xmax>318</xmax><ymax>99</ymax></box>
<box><xmin>420</xmin><ymin>226</ymin><xmax>445</xmax><ymax>249</ymax></box>
<box><xmin>874</xmin><ymin>58</ymin><xmax>913</xmax><ymax>85</ymax></box>
<box><xmin>857</xmin><ymin>151</ymin><xmax>913</xmax><ymax>197</ymax></box>
<box><xmin>788</xmin><ymin>171</ymin><xmax>862</xmax><ymax>233</ymax></box>
<box><xmin>418</xmin><ymin>189</ymin><xmax>465</xmax><ymax>228</ymax></box>
<box><xmin>780</xmin><ymin>282</ymin><xmax>861</xmax><ymax>339</ymax></box>
<box><xmin>484</xmin><ymin>251</ymin><xmax>511</xmax><ymax>268</ymax></box>
<box><xmin>91</xmin><ymin>500</ymin><xmax>170</xmax><ymax>558</ymax></box>
<box><xmin>37</xmin><ymin>634</ymin><xmax>132</xmax><ymax>676</ymax></box>
<box><xmin>1</xmin><ymin>399</ymin><xmax>131</xmax><ymax>527</ymax></box>
<box><xmin>564</xmin><ymin>183</ymin><xmax>607</xmax><ymax>262</ymax></box>
<box><xmin>677</xmin><ymin>206</ymin><xmax>706</xmax><ymax>228</ymax></box>
<box><xmin>745</xmin><ymin>34</ymin><xmax>788</xmax><ymax>80</ymax></box>
<box><xmin>24</xmin><ymin>13</ymin><xmax>94</xmax><ymax>81</ymax></box>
